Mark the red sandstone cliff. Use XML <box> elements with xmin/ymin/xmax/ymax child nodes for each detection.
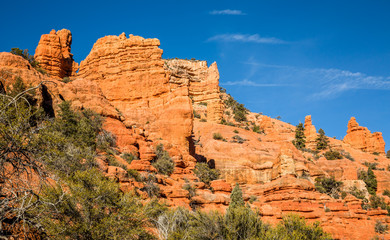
<box><xmin>34</xmin><ymin>29</ymin><xmax>78</xmax><ymax>78</ymax></box>
<box><xmin>344</xmin><ymin>117</ymin><xmax>386</xmax><ymax>155</ymax></box>
<box><xmin>1</xmin><ymin>29</ymin><xmax>390</xmax><ymax>240</ymax></box>
<box><xmin>164</xmin><ymin>59</ymin><xmax>224</xmax><ymax>123</ymax></box>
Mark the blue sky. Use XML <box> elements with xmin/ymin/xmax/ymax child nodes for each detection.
<box><xmin>1</xmin><ymin>0</ymin><xmax>389</xmax><ymax>151</ymax></box>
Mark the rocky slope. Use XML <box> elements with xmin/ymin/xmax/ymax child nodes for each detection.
<box><xmin>1</xmin><ymin>29</ymin><xmax>390</xmax><ymax>240</ymax></box>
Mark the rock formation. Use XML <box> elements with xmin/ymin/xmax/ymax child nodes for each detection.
<box><xmin>34</xmin><ymin>29</ymin><xmax>78</xmax><ymax>78</ymax></box>
<box><xmin>164</xmin><ymin>59</ymin><xmax>223</xmax><ymax>122</ymax></box>
<box><xmin>304</xmin><ymin>115</ymin><xmax>317</xmax><ymax>149</ymax></box>
<box><xmin>343</xmin><ymin>117</ymin><xmax>386</xmax><ymax>154</ymax></box>
<box><xmin>78</xmin><ymin>33</ymin><xmax>193</xmax><ymax>150</ymax></box>
<box><xmin>2</xmin><ymin>29</ymin><xmax>390</xmax><ymax>240</ymax></box>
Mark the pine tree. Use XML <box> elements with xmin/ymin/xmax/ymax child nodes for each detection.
<box><xmin>293</xmin><ymin>123</ymin><xmax>306</xmax><ymax>150</ymax></box>
<box><xmin>229</xmin><ymin>183</ymin><xmax>245</xmax><ymax>209</ymax></box>
<box><xmin>316</xmin><ymin>128</ymin><xmax>329</xmax><ymax>150</ymax></box>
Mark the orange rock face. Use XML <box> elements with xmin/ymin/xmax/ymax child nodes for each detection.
<box><xmin>304</xmin><ymin>115</ymin><xmax>318</xmax><ymax>149</ymax></box>
<box><xmin>164</xmin><ymin>59</ymin><xmax>224</xmax><ymax>122</ymax></box>
<box><xmin>34</xmin><ymin>29</ymin><xmax>78</xmax><ymax>79</ymax></box>
<box><xmin>78</xmin><ymin>33</ymin><xmax>193</xmax><ymax>150</ymax></box>
<box><xmin>343</xmin><ymin>117</ymin><xmax>386</xmax><ymax>154</ymax></box>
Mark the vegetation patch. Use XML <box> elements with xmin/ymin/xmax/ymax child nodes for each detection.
<box><xmin>194</xmin><ymin>162</ymin><xmax>220</xmax><ymax>185</ymax></box>
<box><xmin>315</xmin><ymin>176</ymin><xmax>343</xmax><ymax>199</ymax></box>
<box><xmin>152</xmin><ymin>144</ymin><xmax>174</xmax><ymax>176</ymax></box>
<box><xmin>324</xmin><ymin>150</ymin><xmax>343</xmax><ymax>160</ymax></box>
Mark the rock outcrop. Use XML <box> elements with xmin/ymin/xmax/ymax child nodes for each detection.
<box><xmin>34</xmin><ymin>29</ymin><xmax>78</xmax><ymax>79</ymax></box>
<box><xmin>343</xmin><ymin>117</ymin><xmax>386</xmax><ymax>154</ymax></box>
<box><xmin>304</xmin><ymin>115</ymin><xmax>317</xmax><ymax>149</ymax></box>
<box><xmin>78</xmin><ymin>33</ymin><xmax>193</xmax><ymax>150</ymax></box>
<box><xmin>164</xmin><ymin>59</ymin><xmax>223</xmax><ymax>122</ymax></box>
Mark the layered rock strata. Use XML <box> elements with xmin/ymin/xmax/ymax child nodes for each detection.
<box><xmin>164</xmin><ymin>59</ymin><xmax>223</xmax><ymax>122</ymax></box>
<box><xmin>304</xmin><ymin>115</ymin><xmax>318</xmax><ymax>150</ymax></box>
<box><xmin>343</xmin><ymin>117</ymin><xmax>386</xmax><ymax>154</ymax></box>
<box><xmin>78</xmin><ymin>33</ymin><xmax>193</xmax><ymax>150</ymax></box>
<box><xmin>34</xmin><ymin>29</ymin><xmax>78</xmax><ymax>78</ymax></box>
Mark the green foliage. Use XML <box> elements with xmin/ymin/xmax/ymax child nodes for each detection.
<box><xmin>193</xmin><ymin>110</ymin><xmax>201</xmax><ymax>118</ymax></box>
<box><xmin>183</xmin><ymin>180</ymin><xmax>197</xmax><ymax>200</ymax></box>
<box><xmin>200</xmin><ymin>118</ymin><xmax>207</xmax><ymax>122</ymax></box>
<box><xmin>315</xmin><ymin>176</ymin><xmax>343</xmax><ymax>199</ymax></box>
<box><xmin>127</xmin><ymin>169</ymin><xmax>141</xmax><ymax>181</ymax></box>
<box><xmin>141</xmin><ymin>173</ymin><xmax>161</xmax><ymax>198</ymax></box>
<box><xmin>193</xmin><ymin>162</ymin><xmax>220</xmax><ymax>185</ymax></box>
<box><xmin>373</xmin><ymin>152</ymin><xmax>380</xmax><ymax>156</ymax></box>
<box><xmin>324</xmin><ymin>150</ymin><xmax>343</xmax><ymax>160</ymax></box>
<box><xmin>358</xmin><ymin>167</ymin><xmax>377</xmax><ymax>195</ymax></box>
<box><xmin>199</xmin><ymin>102</ymin><xmax>208</xmax><ymax>106</ymax></box>
<box><xmin>121</xmin><ymin>152</ymin><xmax>138</xmax><ymax>164</ymax></box>
<box><xmin>364</xmin><ymin>162</ymin><xmax>379</xmax><ymax>170</ymax></box>
<box><xmin>156</xmin><ymin>207</ymin><xmax>331</xmax><ymax>240</ymax></box>
<box><xmin>271</xmin><ymin>214</ymin><xmax>332</xmax><ymax>240</ymax></box>
<box><xmin>316</xmin><ymin>128</ymin><xmax>329</xmax><ymax>150</ymax></box>
<box><xmin>252</xmin><ymin>124</ymin><xmax>264</xmax><ymax>134</ymax></box>
<box><xmin>348</xmin><ymin>186</ymin><xmax>366</xmax><ymax>200</ymax></box>
<box><xmin>152</xmin><ymin>144</ymin><xmax>174</xmax><ymax>176</ymax></box>
<box><xmin>387</xmin><ymin>150</ymin><xmax>390</xmax><ymax>159</ymax></box>
<box><xmin>34</xmin><ymin>101</ymin><xmax>105</xmax><ymax>177</ymax></box>
<box><xmin>293</xmin><ymin>123</ymin><xmax>306</xmax><ymax>150</ymax></box>
<box><xmin>229</xmin><ymin>183</ymin><xmax>245</xmax><ymax>209</ymax></box>
<box><xmin>10</xmin><ymin>48</ymin><xmax>40</xmax><ymax>68</ymax></box>
<box><xmin>232</xmin><ymin>135</ymin><xmax>246</xmax><ymax>144</ymax></box>
<box><xmin>369</xmin><ymin>195</ymin><xmax>390</xmax><ymax>215</ymax></box>
<box><xmin>213</xmin><ymin>132</ymin><xmax>224</xmax><ymax>140</ymax></box>
<box><xmin>62</xmin><ymin>77</ymin><xmax>71</xmax><ymax>83</ymax></box>
<box><xmin>224</xmin><ymin>95</ymin><xmax>248</xmax><ymax>122</ymax></box>
<box><xmin>375</xmin><ymin>221</ymin><xmax>389</xmax><ymax>234</ymax></box>
<box><xmin>383</xmin><ymin>189</ymin><xmax>390</xmax><ymax>197</ymax></box>
<box><xmin>233</xmin><ymin>129</ymin><xmax>239</xmax><ymax>134</ymax></box>
<box><xmin>249</xmin><ymin>195</ymin><xmax>257</xmax><ymax>204</ymax></box>
<box><xmin>37</xmin><ymin>169</ymin><xmax>156</xmax><ymax>239</ymax></box>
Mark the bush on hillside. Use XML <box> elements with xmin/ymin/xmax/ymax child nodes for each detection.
<box><xmin>358</xmin><ymin>167</ymin><xmax>377</xmax><ymax>195</ymax></box>
<box><xmin>152</xmin><ymin>144</ymin><xmax>174</xmax><ymax>176</ymax></box>
<box><xmin>194</xmin><ymin>162</ymin><xmax>220</xmax><ymax>185</ymax></box>
<box><xmin>292</xmin><ymin>123</ymin><xmax>306</xmax><ymax>150</ymax></box>
<box><xmin>324</xmin><ymin>150</ymin><xmax>343</xmax><ymax>160</ymax></box>
<box><xmin>315</xmin><ymin>176</ymin><xmax>343</xmax><ymax>199</ymax></box>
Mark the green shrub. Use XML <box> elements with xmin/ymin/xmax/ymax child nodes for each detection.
<box><xmin>292</xmin><ymin>123</ymin><xmax>306</xmax><ymax>150</ymax></box>
<box><xmin>224</xmin><ymin>95</ymin><xmax>248</xmax><ymax>122</ymax></box>
<box><xmin>387</xmin><ymin>150</ymin><xmax>390</xmax><ymax>159</ymax></box>
<box><xmin>183</xmin><ymin>181</ymin><xmax>196</xmax><ymax>199</ymax></box>
<box><xmin>324</xmin><ymin>150</ymin><xmax>343</xmax><ymax>160</ymax></box>
<box><xmin>316</xmin><ymin>128</ymin><xmax>329</xmax><ymax>150</ymax></box>
<box><xmin>232</xmin><ymin>135</ymin><xmax>246</xmax><ymax>144</ymax></box>
<box><xmin>200</xmin><ymin>118</ymin><xmax>207</xmax><ymax>122</ymax></box>
<box><xmin>127</xmin><ymin>169</ymin><xmax>140</xmax><ymax>181</ymax></box>
<box><xmin>229</xmin><ymin>183</ymin><xmax>245</xmax><ymax>209</ymax></box>
<box><xmin>37</xmin><ymin>169</ymin><xmax>156</xmax><ymax>239</ymax></box>
<box><xmin>383</xmin><ymin>189</ymin><xmax>390</xmax><ymax>197</ymax></box>
<box><xmin>194</xmin><ymin>162</ymin><xmax>220</xmax><ymax>185</ymax></box>
<box><xmin>213</xmin><ymin>132</ymin><xmax>224</xmax><ymax>140</ymax></box>
<box><xmin>193</xmin><ymin>110</ymin><xmax>201</xmax><ymax>118</ymax></box>
<box><xmin>141</xmin><ymin>174</ymin><xmax>160</xmax><ymax>198</ymax></box>
<box><xmin>315</xmin><ymin>176</ymin><xmax>343</xmax><ymax>199</ymax></box>
<box><xmin>369</xmin><ymin>195</ymin><xmax>390</xmax><ymax>215</ymax></box>
<box><xmin>373</xmin><ymin>152</ymin><xmax>380</xmax><ymax>156</ymax></box>
<box><xmin>364</xmin><ymin>162</ymin><xmax>379</xmax><ymax>170</ymax></box>
<box><xmin>233</xmin><ymin>129</ymin><xmax>239</xmax><ymax>134</ymax></box>
<box><xmin>249</xmin><ymin>195</ymin><xmax>257</xmax><ymax>204</ymax></box>
<box><xmin>62</xmin><ymin>77</ymin><xmax>71</xmax><ymax>83</ymax></box>
<box><xmin>121</xmin><ymin>152</ymin><xmax>138</xmax><ymax>164</ymax></box>
<box><xmin>199</xmin><ymin>102</ymin><xmax>208</xmax><ymax>106</ymax></box>
<box><xmin>375</xmin><ymin>221</ymin><xmax>389</xmax><ymax>234</ymax></box>
<box><xmin>348</xmin><ymin>186</ymin><xmax>366</xmax><ymax>200</ymax></box>
<box><xmin>358</xmin><ymin>167</ymin><xmax>377</xmax><ymax>195</ymax></box>
<box><xmin>252</xmin><ymin>124</ymin><xmax>264</xmax><ymax>134</ymax></box>
<box><xmin>152</xmin><ymin>144</ymin><xmax>174</xmax><ymax>176</ymax></box>
<box><xmin>341</xmin><ymin>150</ymin><xmax>355</xmax><ymax>161</ymax></box>
<box><xmin>10</xmin><ymin>48</ymin><xmax>40</xmax><ymax>68</ymax></box>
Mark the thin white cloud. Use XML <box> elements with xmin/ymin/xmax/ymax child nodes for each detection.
<box><xmin>209</xmin><ymin>9</ymin><xmax>246</xmax><ymax>15</ymax></box>
<box><xmin>222</xmin><ymin>79</ymin><xmax>290</xmax><ymax>87</ymax></box>
<box><xmin>208</xmin><ymin>34</ymin><xmax>287</xmax><ymax>44</ymax></box>
<box><xmin>239</xmin><ymin>60</ymin><xmax>390</xmax><ymax>99</ymax></box>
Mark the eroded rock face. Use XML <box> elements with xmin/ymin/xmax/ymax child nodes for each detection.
<box><xmin>34</xmin><ymin>29</ymin><xmax>78</xmax><ymax>79</ymax></box>
<box><xmin>164</xmin><ymin>59</ymin><xmax>223</xmax><ymax>122</ymax></box>
<box><xmin>78</xmin><ymin>33</ymin><xmax>193</xmax><ymax>150</ymax></box>
<box><xmin>304</xmin><ymin>115</ymin><xmax>317</xmax><ymax>149</ymax></box>
<box><xmin>343</xmin><ymin>117</ymin><xmax>386</xmax><ymax>154</ymax></box>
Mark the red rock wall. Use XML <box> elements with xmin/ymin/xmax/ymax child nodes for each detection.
<box><xmin>34</xmin><ymin>29</ymin><xmax>78</xmax><ymax>79</ymax></box>
<box><xmin>164</xmin><ymin>59</ymin><xmax>223</xmax><ymax>122</ymax></box>
<box><xmin>343</xmin><ymin>117</ymin><xmax>386</xmax><ymax>154</ymax></box>
<box><xmin>78</xmin><ymin>33</ymin><xmax>193</xmax><ymax>150</ymax></box>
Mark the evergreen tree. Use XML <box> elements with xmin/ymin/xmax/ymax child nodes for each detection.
<box><xmin>316</xmin><ymin>128</ymin><xmax>329</xmax><ymax>150</ymax></box>
<box><xmin>229</xmin><ymin>183</ymin><xmax>245</xmax><ymax>209</ymax></box>
<box><xmin>293</xmin><ymin>123</ymin><xmax>306</xmax><ymax>150</ymax></box>
<box><xmin>358</xmin><ymin>167</ymin><xmax>377</xmax><ymax>195</ymax></box>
